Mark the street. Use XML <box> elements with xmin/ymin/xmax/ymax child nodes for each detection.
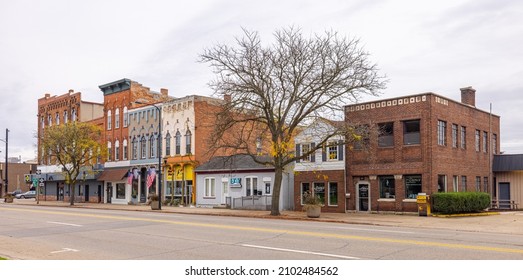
<box><xmin>1</xmin><ymin>204</ymin><xmax>523</xmax><ymax>260</ymax></box>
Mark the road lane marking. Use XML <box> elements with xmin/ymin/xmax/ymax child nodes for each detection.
<box><xmin>47</xmin><ymin>221</ymin><xmax>83</xmax><ymax>227</ymax></box>
<box><xmin>50</xmin><ymin>248</ymin><xmax>79</xmax><ymax>254</ymax></box>
<box><xmin>240</xmin><ymin>244</ymin><xmax>360</xmax><ymax>259</ymax></box>
<box><xmin>3</xmin><ymin>206</ymin><xmax>523</xmax><ymax>255</ymax></box>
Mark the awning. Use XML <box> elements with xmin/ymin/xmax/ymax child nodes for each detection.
<box><xmin>97</xmin><ymin>168</ymin><xmax>129</xmax><ymax>182</ymax></box>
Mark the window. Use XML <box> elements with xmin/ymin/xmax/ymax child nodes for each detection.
<box><xmin>493</xmin><ymin>134</ymin><xmax>497</xmax><ymax>154</ymax></box>
<box><xmin>204</xmin><ymin>177</ymin><xmax>216</xmax><ymax>198</ymax></box>
<box><xmin>246</xmin><ymin>177</ymin><xmax>259</xmax><ymax>196</ymax></box>
<box><xmin>107</xmin><ymin>110</ymin><xmax>112</xmax><ymax>130</ymax></box>
<box><xmin>301</xmin><ymin>143</ymin><xmax>312</xmax><ymax>162</ymax></box>
<box><xmin>115</xmin><ymin>140</ymin><xmax>120</xmax><ymax>161</ymax></box>
<box><xmin>55</xmin><ymin>113</ymin><xmax>60</xmax><ymax>125</ymax></box>
<box><xmin>123</xmin><ymin>139</ymin><xmax>128</xmax><ymax>160</ymax></box>
<box><xmin>483</xmin><ymin>132</ymin><xmax>488</xmax><ymax>153</ymax></box>
<box><xmin>475</xmin><ymin>130</ymin><xmax>480</xmax><ymax>152</ymax></box>
<box><xmin>115</xmin><ymin>108</ymin><xmax>120</xmax><ymax>129</ymax></box>
<box><xmin>141</xmin><ymin>136</ymin><xmax>147</xmax><ymax>159</ymax></box>
<box><xmin>175</xmin><ymin>131</ymin><xmax>181</xmax><ymax>155</ymax></box>
<box><xmin>64</xmin><ymin>111</ymin><xmax>68</xmax><ymax>123</ymax></box>
<box><xmin>132</xmin><ymin>137</ymin><xmax>138</xmax><ymax>160</ymax></box>
<box><xmin>379</xmin><ymin>175</ymin><xmax>395</xmax><ymax>198</ymax></box>
<box><xmin>451</xmin><ymin>124</ymin><xmax>458</xmax><ymax>148</ymax></box>
<box><xmin>403</xmin><ymin>120</ymin><xmax>420</xmax><ymax>145</ymax></box>
<box><xmin>475</xmin><ymin>176</ymin><xmax>481</xmax><ymax>192</ymax></box>
<box><xmin>165</xmin><ymin>132</ymin><xmax>171</xmax><ymax>156</ymax></box>
<box><xmin>378</xmin><ymin>122</ymin><xmax>394</xmax><ymax>147</ymax></box>
<box><xmin>71</xmin><ymin>108</ymin><xmax>77</xmax><ymax>122</ymax></box>
<box><xmin>48</xmin><ymin>114</ymin><xmax>52</xmax><ymax>126</ymax></box>
<box><xmin>328</xmin><ymin>182</ymin><xmax>338</xmax><ymax>206</ymax></box>
<box><xmin>123</xmin><ymin>107</ymin><xmax>129</xmax><ymax>127</ymax></box>
<box><xmin>405</xmin><ymin>175</ymin><xmax>422</xmax><ymax>198</ymax></box>
<box><xmin>460</xmin><ymin>126</ymin><xmax>467</xmax><ymax>149</ymax></box>
<box><xmin>353</xmin><ymin>125</ymin><xmax>370</xmax><ymax>150</ymax></box>
<box><xmin>314</xmin><ymin>182</ymin><xmax>326</xmax><ymax>204</ymax></box>
<box><xmin>300</xmin><ymin>183</ymin><xmax>310</xmax><ymax>205</ymax></box>
<box><xmin>483</xmin><ymin>177</ymin><xmax>488</xmax><ymax>192</ymax></box>
<box><xmin>185</xmin><ymin>130</ymin><xmax>192</xmax><ymax>154</ymax></box>
<box><xmin>437</xmin><ymin>175</ymin><xmax>447</xmax><ymax>193</ymax></box>
<box><xmin>327</xmin><ymin>141</ymin><xmax>338</xmax><ymax>160</ymax></box>
<box><xmin>150</xmin><ymin>135</ymin><xmax>156</xmax><ymax>158</ymax></box>
<box><xmin>437</xmin><ymin>120</ymin><xmax>446</xmax><ymax>146</ymax></box>
<box><xmin>461</xmin><ymin>176</ymin><xmax>467</xmax><ymax>192</ymax></box>
<box><xmin>107</xmin><ymin>141</ymin><xmax>112</xmax><ymax>161</ymax></box>
<box><xmin>116</xmin><ymin>183</ymin><xmax>126</xmax><ymax>199</ymax></box>
<box><xmin>453</xmin><ymin>175</ymin><xmax>459</xmax><ymax>192</ymax></box>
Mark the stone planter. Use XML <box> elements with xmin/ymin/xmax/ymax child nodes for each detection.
<box><xmin>305</xmin><ymin>205</ymin><xmax>321</xmax><ymax>218</ymax></box>
<box><xmin>150</xmin><ymin>200</ymin><xmax>160</xmax><ymax>210</ymax></box>
<box><xmin>4</xmin><ymin>196</ymin><xmax>14</xmax><ymax>203</ymax></box>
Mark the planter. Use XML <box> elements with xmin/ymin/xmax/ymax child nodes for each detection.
<box><xmin>4</xmin><ymin>196</ymin><xmax>14</xmax><ymax>203</ymax></box>
<box><xmin>150</xmin><ymin>200</ymin><xmax>160</xmax><ymax>210</ymax></box>
<box><xmin>306</xmin><ymin>205</ymin><xmax>321</xmax><ymax>218</ymax></box>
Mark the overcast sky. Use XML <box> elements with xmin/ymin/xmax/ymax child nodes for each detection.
<box><xmin>1</xmin><ymin>0</ymin><xmax>522</xmax><ymax>162</ymax></box>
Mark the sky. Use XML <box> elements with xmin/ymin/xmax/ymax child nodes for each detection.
<box><xmin>1</xmin><ymin>0</ymin><xmax>522</xmax><ymax>162</ymax></box>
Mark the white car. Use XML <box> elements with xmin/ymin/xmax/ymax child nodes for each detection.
<box><xmin>15</xmin><ymin>191</ymin><xmax>36</xmax><ymax>199</ymax></box>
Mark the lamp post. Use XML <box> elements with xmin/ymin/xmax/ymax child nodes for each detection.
<box><xmin>134</xmin><ymin>101</ymin><xmax>162</xmax><ymax>210</ymax></box>
<box><xmin>0</xmin><ymin>129</ymin><xmax>8</xmax><ymax>196</ymax></box>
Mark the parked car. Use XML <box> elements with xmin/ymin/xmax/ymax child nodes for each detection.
<box><xmin>15</xmin><ymin>191</ymin><xmax>36</xmax><ymax>199</ymax></box>
<box><xmin>8</xmin><ymin>189</ymin><xmax>23</xmax><ymax>196</ymax></box>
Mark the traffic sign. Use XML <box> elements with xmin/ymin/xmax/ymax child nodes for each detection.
<box><xmin>39</xmin><ymin>178</ymin><xmax>44</xmax><ymax>183</ymax></box>
<box><xmin>36</xmin><ymin>169</ymin><xmax>41</xmax><ymax>175</ymax></box>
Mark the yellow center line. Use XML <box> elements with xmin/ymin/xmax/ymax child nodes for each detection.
<box><xmin>3</xmin><ymin>206</ymin><xmax>523</xmax><ymax>255</ymax></box>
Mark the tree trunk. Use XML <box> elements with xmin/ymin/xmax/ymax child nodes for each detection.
<box><xmin>69</xmin><ymin>183</ymin><xmax>75</xmax><ymax>206</ymax></box>
<box><xmin>270</xmin><ymin>166</ymin><xmax>284</xmax><ymax>216</ymax></box>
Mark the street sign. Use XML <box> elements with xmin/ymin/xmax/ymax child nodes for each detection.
<box><xmin>39</xmin><ymin>178</ymin><xmax>44</xmax><ymax>183</ymax></box>
<box><xmin>25</xmin><ymin>174</ymin><xmax>31</xmax><ymax>183</ymax></box>
<box><xmin>39</xmin><ymin>183</ymin><xmax>44</xmax><ymax>187</ymax></box>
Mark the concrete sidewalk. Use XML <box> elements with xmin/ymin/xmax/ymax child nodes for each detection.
<box><xmin>3</xmin><ymin>199</ymin><xmax>523</xmax><ymax>235</ymax></box>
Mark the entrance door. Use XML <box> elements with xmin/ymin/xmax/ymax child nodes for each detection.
<box><xmin>106</xmin><ymin>183</ymin><xmax>112</xmax><ymax>204</ymax></box>
<box><xmin>98</xmin><ymin>185</ymin><xmax>102</xmax><ymax>203</ymax></box>
<box><xmin>58</xmin><ymin>185</ymin><xmax>64</xmax><ymax>201</ymax></box>
<box><xmin>221</xmin><ymin>180</ymin><xmax>229</xmax><ymax>204</ymax></box>
<box><xmin>85</xmin><ymin>185</ymin><xmax>90</xmax><ymax>202</ymax></box>
<box><xmin>358</xmin><ymin>183</ymin><xmax>369</xmax><ymax>211</ymax></box>
<box><xmin>499</xmin><ymin>183</ymin><xmax>511</xmax><ymax>209</ymax></box>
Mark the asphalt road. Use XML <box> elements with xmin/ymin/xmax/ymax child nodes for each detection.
<box><xmin>1</xmin><ymin>204</ymin><xmax>523</xmax><ymax>260</ymax></box>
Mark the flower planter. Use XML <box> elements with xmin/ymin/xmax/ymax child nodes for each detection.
<box><xmin>306</xmin><ymin>205</ymin><xmax>321</xmax><ymax>218</ymax></box>
<box><xmin>150</xmin><ymin>200</ymin><xmax>160</xmax><ymax>210</ymax></box>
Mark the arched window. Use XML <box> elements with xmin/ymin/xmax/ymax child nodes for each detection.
<box><xmin>165</xmin><ymin>132</ymin><xmax>171</xmax><ymax>156</ymax></box>
<box><xmin>175</xmin><ymin>131</ymin><xmax>181</xmax><ymax>155</ymax></box>
<box><xmin>48</xmin><ymin>114</ymin><xmax>52</xmax><ymax>126</ymax></box>
<box><xmin>55</xmin><ymin>112</ymin><xmax>60</xmax><ymax>125</ymax></box>
<box><xmin>71</xmin><ymin>108</ymin><xmax>77</xmax><ymax>122</ymax></box>
<box><xmin>107</xmin><ymin>110</ymin><xmax>112</xmax><ymax>130</ymax></box>
<box><xmin>149</xmin><ymin>134</ymin><xmax>156</xmax><ymax>158</ymax></box>
<box><xmin>115</xmin><ymin>108</ymin><xmax>120</xmax><ymax>129</ymax></box>
<box><xmin>115</xmin><ymin>140</ymin><xmax>120</xmax><ymax>161</ymax></box>
<box><xmin>185</xmin><ymin>129</ymin><xmax>192</xmax><ymax>155</ymax></box>
<box><xmin>123</xmin><ymin>139</ymin><xmax>128</xmax><ymax>160</ymax></box>
<box><xmin>123</xmin><ymin>106</ymin><xmax>129</xmax><ymax>127</ymax></box>
<box><xmin>107</xmin><ymin>141</ymin><xmax>112</xmax><ymax>161</ymax></box>
<box><xmin>141</xmin><ymin>136</ymin><xmax>147</xmax><ymax>159</ymax></box>
<box><xmin>64</xmin><ymin>111</ymin><xmax>68</xmax><ymax>123</ymax></box>
<box><xmin>132</xmin><ymin>137</ymin><xmax>138</xmax><ymax>160</ymax></box>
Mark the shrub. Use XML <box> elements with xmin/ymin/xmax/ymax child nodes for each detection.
<box><xmin>431</xmin><ymin>192</ymin><xmax>490</xmax><ymax>214</ymax></box>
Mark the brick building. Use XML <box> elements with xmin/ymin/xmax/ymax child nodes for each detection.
<box><xmin>37</xmin><ymin>90</ymin><xmax>104</xmax><ymax>164</ymax></box>
<box><xmin>345</xmin><ymin>87</ymin><xmax>500</xmax><ymax>212</ymax></box>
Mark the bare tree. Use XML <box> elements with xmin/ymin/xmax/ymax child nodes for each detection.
<box><xmin>200</xmin><ymin>27</ymin><xmax>386</xmax><ymax>215</ymax></box>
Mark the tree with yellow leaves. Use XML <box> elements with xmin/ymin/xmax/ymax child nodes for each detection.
<box><xmin>39</xmin><ymin>122</ymin><xmax>107</xmax><ymax>205</ymax></box>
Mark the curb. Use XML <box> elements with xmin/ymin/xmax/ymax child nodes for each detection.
<box><xmin>431</xmin><ymin>212</ymin><xmax>500</xmax><ymax>218</ymax></box>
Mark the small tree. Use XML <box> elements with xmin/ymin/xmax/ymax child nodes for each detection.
<box><xmin>39</xmin><ymin>122</ymin><xmax>106</xmax><ymax>205</ymax></box>
<box><xmin>201</xmin><ymin>27</ymin><xmax>386</xmax><ymax>215</ymax></box>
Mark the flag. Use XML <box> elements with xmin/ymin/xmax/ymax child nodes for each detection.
<box><xmin>127</xmin><ymin>171</ymin><xmax>133</xmax><ymax>185</ymax></box>
<box><xmin>146</xmin><ymin>168</ymin><xmax>156</xmax><ymax>189</ymax></box>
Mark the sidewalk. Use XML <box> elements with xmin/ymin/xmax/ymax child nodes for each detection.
<box><xmin>3</xmin><ymin>199</ymin><xmax>523</xmax><ymax>235</ymax></box>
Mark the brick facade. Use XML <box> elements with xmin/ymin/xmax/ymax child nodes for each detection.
<box><xmin>345</xmin><ymin>88</ymin><xmax>500</xmax><ymax>212</ymax></box>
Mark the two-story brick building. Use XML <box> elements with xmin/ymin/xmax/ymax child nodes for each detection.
<box><xmin>345</xmin><ymin>87</ymin><xmax>500</xmax><ymax>212</ymax></box>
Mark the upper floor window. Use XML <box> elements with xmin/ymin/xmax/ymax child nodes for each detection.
<box><xmin>493</xmin><ymin>134</ymin><xmax>498</xmax><ymax>154</ymax></box>
<box><xmin>437</xmin><ymin>120</ymin><xmax>446</xmax><ymax>146</ymax></box>
<box><xmin>141</xmin><ymin>136</ymin><xmax>147</xmax><ymax>159</ymax></box>
<box><xmin>378</xmin><ymin>122</ymin><xmax>394</xmax><ymax>147</ymax></box>
<box><xmin>482</xmin><ymin>131</ymin><xmax>488</xmax><ymax>153</ymax></box>
<box><xmin>296</xmin><ymin>143</ymin><xmax>315</xmax><ymax>162</ymax></box>
<box><xmin>64</xmin><ymin>111</ymin><xmax>68</xmax><ymax>123</ymax></box>
<box><xmin>48</xmin><ymin>114</ymin><xmax>52</xmax><ymax>126</ymax></box>
<box><xmin>451</xmin><ymin>124</ymin><xmax>458</xmax><ymax>148</ymax></box>
<box><xmin>107</xmin><ymin>110</ymin><xmax>112</xmax><ymax>130</ymax></box>
<box><xmin>475</xmin><ymin>130</ymin><xmax>480</xmax><ymax>152</ymax></box>
<box><xmin>175</xmin><ymin>131</ymin><xmax>181</xmax><ymax>155</ymax></box>
<box><xmin>123</xmin><ymin>107</ymin><xmax>129</xmax><ymax>127</ymax></box>
<box><xmin>353</xmin><ymin>125</ymin><xmax>370</xmax><ymax>150</ymax></box>
<box><xmin>150</xmin><ymin>134</ymin><xmax>156</xmax><ymax>158</ymax></box>
<box><xmin>123</xmin><ymin>139</ymin><xmax>128</xmax><ymax>161</ymax></box>
<box><xmin>327</xmin><ymin>141</ymin><xmax>338</xmax><ymax>160</ymax></box>
<box><xmin>107</xmin><ymin>141</ymin><xmax>112</xmax><ymax>161</ymax></box>
<box><xmin>460</xmin><ymin>126</ymin><xmax>467</xmax><ymax>149</ymax></box>
<box><xmin>71</xmin><ymin>108</ymin><xmax>77</xmax><ymax>122</ymax></box>
<box><xmin>165</xmin><ymin>132</ymin><xmax>171</xmax><ymax>156</ymax></box>
<box><xmin>403</xmin><ymin>120</ymin><xmax>420</xmax><ymax>145</ymax></box>
<box><xmin>185</xmin><ymin>130</ymin><xmax>192</xmax><ymax>155</ymax></box>
<box><xmin>115</xmin><ymin>140</ymin><xmax>120</xmax><ymax>161</ymax></box>
<box><xmin>55</xmin><ymin>112</ymin><xmax>60</xmax><ymax>125</ymax></box>
<box><xmin>132</xmin><ymin>137</ymin><xmax>138</xmax><ymax>160</ymax></box>
<box><xmin>115</xmin><ymin>108</ymin><xmax>120</xmax><ymax>129</ymax></box>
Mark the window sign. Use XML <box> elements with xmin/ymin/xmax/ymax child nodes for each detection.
<box><xmin>230</xmin><ymin>177</ymin><xmax>241</xmax><ymax>187</ymax></box>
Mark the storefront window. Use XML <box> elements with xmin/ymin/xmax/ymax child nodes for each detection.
<box><xmin>328</xmin><ymin>182</ymin><xmax>338</xmax><ymax>206</ymax></box>
<box><xmin>300</xmin><ymin>183</ymin><xmax>310</xmax><ymax>205</ymax></box>
<box><xmin>116</xmin><ymin>183</ymin><xmax>125</xmax><ymax>199</ymax></box>
<box><xmin>379</xmin><ymin>175</ymin><xmax>395</xmax><ymax>198</ymax></box>
<box><xmin>405</xmin><ymin>175</ymin><xmax>422</xmax><ymax>198</ymax></box>
<box><xmin>314</xmin><ymin>182</ymin><xmax>325</xmax><ymax>204</ymax></box>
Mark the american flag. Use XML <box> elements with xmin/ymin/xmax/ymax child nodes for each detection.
<box><xmin>127</xmin><ymin>171</ymin><xmax>133</xmax><ymax>185</ymax></box>
<box><xmin>146</xmin><ymin>168</ymin><xmax>156</xmax><ymax>189</ymax></box>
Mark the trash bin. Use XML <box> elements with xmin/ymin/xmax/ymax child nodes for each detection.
<box><xmin>417</xmin><ymin>193</ymin><xmax>431</xmax><ymax>216</ymax></box>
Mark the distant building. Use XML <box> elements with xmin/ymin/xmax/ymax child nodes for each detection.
<box><xmin>493</xmin><ymin>154</ymin><xmax>523</xmax><ymax>209</ymax></box>
<box><xmin>0</xmin><ymin>162</ymin><xmax>37</xmax><ymax>195</ymax></box>
<box><xmin>345</xmin><ymin>87</ymin><xmax>500</xmax><ymax>212</ymax></box>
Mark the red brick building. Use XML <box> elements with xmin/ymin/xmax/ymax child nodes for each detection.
<box><xmin>345</xmin><ymin>87</ymin><xmax>500</xmax><ymax>212</ymax></box>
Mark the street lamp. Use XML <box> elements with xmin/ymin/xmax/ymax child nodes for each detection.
<box><xmin>0</xmin><ymin>129</ymin><xmax>8</xmax><ymax>196</ymax></box>
<box><xmin>134</xmin><ymin>101</ymin><xmax>162</xmax><ymax>210</ymax></box>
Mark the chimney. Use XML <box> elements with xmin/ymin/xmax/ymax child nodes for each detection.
<box><xmin>68</xmin><ymin>89</ymin><xmax>74</xmax><ymax>94</ymax></box>
<box><xmin>160</xmin><ymin>88</ymin><xmax>168</xmax><ymax>96</ymax></box>
<box><xmin>460</xmin><ymin>86</ymin><xmax>476</xmax><ymax>107</ymax></box>
<box><xmin>45</xmin><ymin>93</ymin><xmax>51</xmax><ymax>99</ymax></box>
